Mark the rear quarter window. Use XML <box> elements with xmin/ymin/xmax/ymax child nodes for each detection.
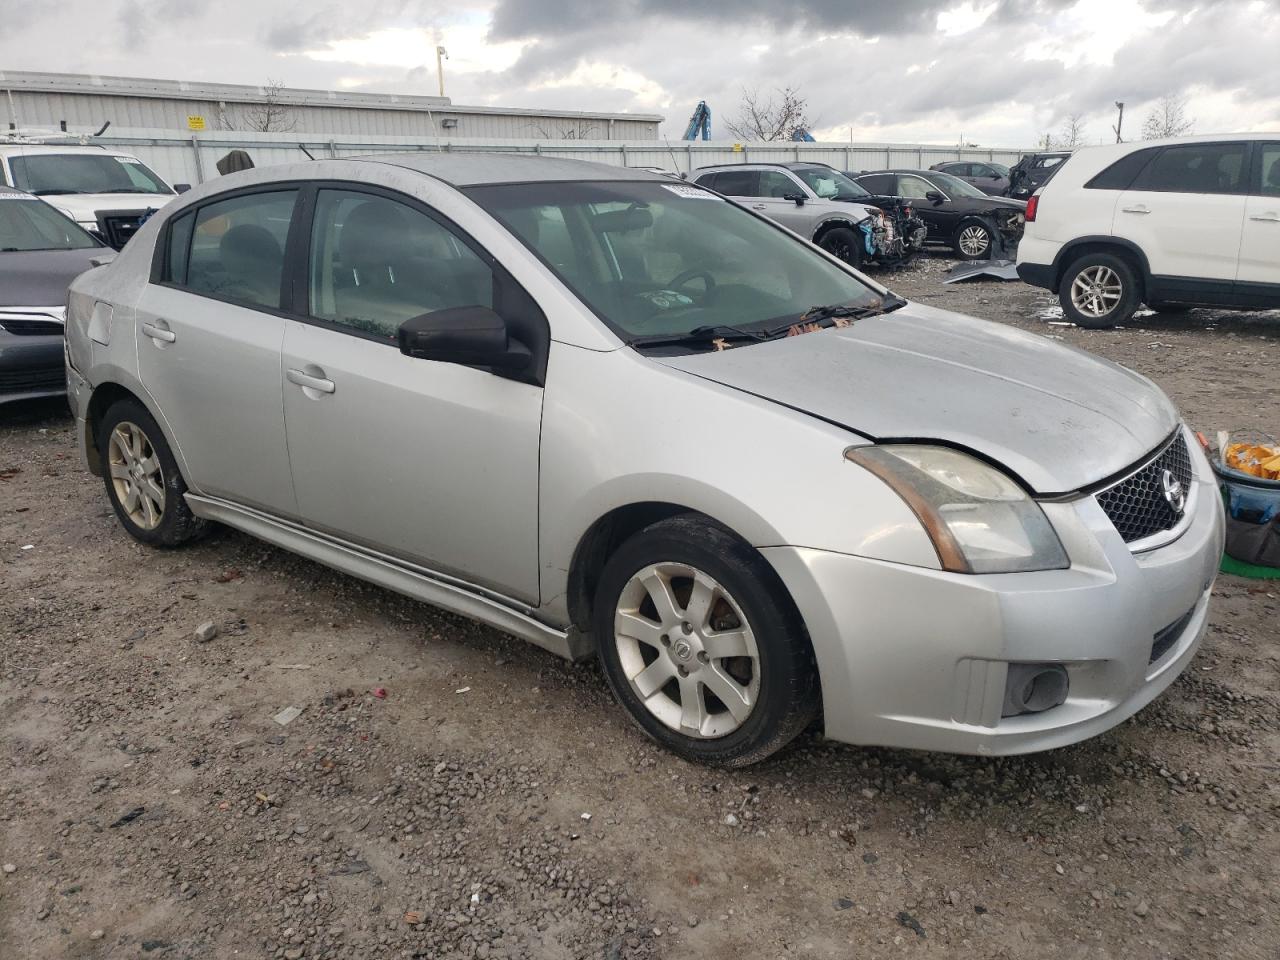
<box><xmin>1085</xmin><ymin>148</ymin><xmax>1160</xmax><ymax>190</ymax></box>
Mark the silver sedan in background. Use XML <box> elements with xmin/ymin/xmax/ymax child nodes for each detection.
<box><xmin>64</xmin><ymin>155</ymin><xmax>1223</xmax><ymax>765</ymax></box>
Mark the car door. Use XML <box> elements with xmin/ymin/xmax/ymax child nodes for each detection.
<box><xmin>896</xmin><ymin>174</ymin><xmax>954</xmax><ymax>239</ymax></box>
<box><xmin>1113</xmin><ymin>141</ymin><xmax>1249</xmax><ymax>293</ymax></box>
<box><xmin>279</xmin><ymin>186</ymin><xmax>544</xmax><ymax>602</ymax></box>
<box><xmin>134</xmin><ymin>187</ymin><xmax>300</xmax><ymax>516</ymax></box>
<box><xmin>1236</xmin><ymin>141</ymin><xmax>1280</xmax><ymax>306</ymax></box>
<box><xmin>752</xmin><ymin>169</ymin><xmax>813</xmax><ymax>234</ymax></box>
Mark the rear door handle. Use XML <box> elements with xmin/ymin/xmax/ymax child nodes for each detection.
<box><xmin>1121</xmin><ymin>205</ymin><xmax>1150</xmax><ymax>215</ymax></box>
<box><xmin>286</xmin><ymin>368</ymin><xmax>336</xmax><ymax>394</ymax></box>
<box><xmin>1249</xmin><ymin>212</ymin><xmax>1280</xmax><ymax>222</ymax></box>
<box><xmin>141</xmin><ymin>320</ymin><xmax>176</xmax><ymax>343</ymax></box>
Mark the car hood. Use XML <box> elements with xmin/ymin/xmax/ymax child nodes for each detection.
<box><xmin>42</xmin><ymin>193</ymin><xmax>174</xmax><ymax>224</ymax></box>
<box><xmin>656</xmin><ymin>302</ymin><xmax>1178</xmax><ymax>495</ymax></box>
<box><xmin>0</xmin><ymin>247</ymin><xmax>107</xmax><ymax>306</ymax></box>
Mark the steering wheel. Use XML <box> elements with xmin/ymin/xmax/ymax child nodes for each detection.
<box><xmin>668</xmin><ymin>269</ymin><xmax>717</xmax><ymax>297</ymax></box>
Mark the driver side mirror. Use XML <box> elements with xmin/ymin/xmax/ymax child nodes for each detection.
<box><xmin>398</xmin><ymin>305</ymin><xmax>530</xmax><ymax>371</ymax></box>
<box><xmin>783</xmin><ymin>193</ymin><xmax>806</xmax><ymax>206</ymax></box>
<box><xmin>173</xmin><ymin>183</ymin><xmax>192</xmax><ymax>194</ymax></box>
<box><xmin>925</xmin><ymin>191</ymin><xmax>945</xmax><ymax>205</ymax></box>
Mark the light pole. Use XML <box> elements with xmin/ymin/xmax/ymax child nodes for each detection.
<box><xmin>1113</xmin><ymin>101</ymin><xmax>1125</xmax><ymax>143</ymax></box>
<box><xmin>436</xmin><ymin>46</ymin><xmax>449</xmax><ymax>98</ymax></box>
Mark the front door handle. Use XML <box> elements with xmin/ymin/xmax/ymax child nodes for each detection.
<box><xmin>1121</xmin><ymin>204</ymin><xmax>1150</xmax><ymax>215</ymax></box>
<box><xmin>286</xmin><ymin>368</ymin><xmax>336</xmax><ymax>394</ymax></box>
<box><xmin>1249</xmin><ymin>212</ymin><xmax>1280</xmax><ymax>222</ymax></box>
<box><xmin>141</xmin><ymin>320</ymin><xmax>176</xmax><ymax>343</ymax></box>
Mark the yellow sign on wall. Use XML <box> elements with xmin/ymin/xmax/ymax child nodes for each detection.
<box><xmin>187</xmin><ymin>115</ymin><xmax>206</xmax><ymax>131</ymax></box>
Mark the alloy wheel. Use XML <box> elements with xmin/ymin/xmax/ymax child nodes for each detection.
<box><xmin>1070</xmin><ymin>265</ymin><xmax>1123</xmax><ymax>318</ymax></box>
<box><xmin>613</xmin><ymin>562</ymin><xmax>761</xmax><ymax>739</ymax></box>
<box><xmin>107</xmin><ymin>421</ymin><xmax>166</xmax><ymax>530</ymax></box>
<box><xmin>958</xmin><ymin>225</ymin><xmax>991</xmax><ymax>257</ymax></box>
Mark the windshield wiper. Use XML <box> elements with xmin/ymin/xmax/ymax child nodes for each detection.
<box><xmin>626</xmin><ymin>324</ymin><xmax>768</xmax><ymax>349</ymax></box>
<box><xmin>31</xmin><ymin>189</ymin><xmax>86</xmax><ymax>196</ymax></box>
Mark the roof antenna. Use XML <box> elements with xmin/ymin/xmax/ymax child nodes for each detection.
<box><xmin>299</xmin><ymin>145</ymin><xmax>316</xmax><ymax>160</ymax></box>
<box><xmin>663</xmin><ymin>136</ymin><xmax>685</xmax><ymax>179</ymax></box>
<box><xmin>92</xmin><ymin>121</ymin><xmax>111</xmax><ymax>137</ymax></box>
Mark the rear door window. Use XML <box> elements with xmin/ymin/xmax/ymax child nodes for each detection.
<box><xmin>182</xmin><ymin>189</ymin><xmax>299</xmax><ymax>309</ymax></box>
<box><xmin>856</xmin><ymin>174</ymin><xmax>895</xmax><ymax>195</ymax></box>
<box><xmin>711</xmin><ymin>170</ymin><xmax>759</xmax><ymax>196</ymax></box>
<box><xmin>1130</xmin><ymin>142</ymin><xmax>1248</xmax><ymax>195</ymax></box>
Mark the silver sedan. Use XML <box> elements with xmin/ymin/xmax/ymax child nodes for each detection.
<box><xmin>64</xmin><ymin>155</ymin><xmax>1224</xmax><ymax>766</ymax></box>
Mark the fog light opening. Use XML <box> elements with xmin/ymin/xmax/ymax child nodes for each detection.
<box><xmin>1002</xmin><ymin>664</ymin><xmax>1069</xmax><ymax>718</ymax></box>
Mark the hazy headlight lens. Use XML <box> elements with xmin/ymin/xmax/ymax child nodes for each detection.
<box><xmin>846</xmin><ymin>445</ymin><xmax>1069</xmax><ymax>574</ymax></box>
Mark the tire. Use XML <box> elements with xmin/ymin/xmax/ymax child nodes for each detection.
<box><xmin>97</xmin><ymin>397</ymin><xmax>207</xmax><ymax>547</ymax></box>
<box><xmin>1058</xmin><ymin>252</ymin><xmax>1142</xmax><ymax>329</ymax></box>
<box><xmin>817</xmin><ymin>226</ymin><xmax>864</xmax><ymax>268</ymax></box>
<box><xmin>593</xmin><ymin>514</ymin><xmax>820</xmax><ymax>767</ymax></box>
<box><xmin>953</xmin><ymin>219</ymin><xmax>994</xmax><ymax>260</ymax></box>
<box><xmin>1148</xmin><ymin>301</ymin><xmax>1192</xmax><ymax>314</ymax></box>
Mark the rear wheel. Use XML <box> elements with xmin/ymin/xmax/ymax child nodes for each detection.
<box><xmin>593</xmin><ymin>515</ymin><xmax>819</xmax><ymax>767</ymax></box>
<box><xmin>1058</xmin><ymin>253</ymin><xmax>1141</xmax><ymax>329</ymax></box>
<box><xmin>818</xmin><ymin>226</ymin><xmax>864</xmax><ymax>268</ymax></box>
<box><xmin>97</xmin><ymin>398</ymin><xmax>207</xmax><ymax>547</ymax></box>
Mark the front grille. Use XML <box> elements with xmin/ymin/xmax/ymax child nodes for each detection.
<box><xmin>96</xmin><ymin>209</ymin><xmax>151</xmax><ymax>250</ymax></box>
<box><xmin>0</xmin><ymin>318</ymin><xmax>63</xmax><ymax>336</ymax></box>
<box><xmin>1095</xmin><ymin>433</ymin><xmax>1193</xmax><ymax>544</ymax></box>
<box><xmin>1151</xmin><ymin>606</ymin><xmax>1196</xmax><ymax>664</ymax></box>
<box><xmin>0</xmin><ymin>364</ymin><xmax>64</xmax><ymax>393</ymax></box>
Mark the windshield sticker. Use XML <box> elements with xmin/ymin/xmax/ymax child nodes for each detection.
<box><xmin>662</xmin><ymin>184</ymin><xmax>721</xmax><ymax>200</ymax></box>
<box><xmin>0</xmin><ymin>194</ymin><xmax>39</xmax><ymax>200</ymax></box>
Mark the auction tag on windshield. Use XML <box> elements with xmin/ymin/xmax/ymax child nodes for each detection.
<box><xmin>662</xmin><ymin>184</ymin><xmax>721</xmax><ymax>200</ymax></box>
<box><xmin>0</xmin><ymin>193</ymin><xmax>38</xmax><ymax>200</ymax></box>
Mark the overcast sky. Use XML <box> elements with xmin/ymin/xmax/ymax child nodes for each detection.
<box><xmin>2</xmin><ymin>0</ymin><xmax>1278</xmax><ymax>146</ymax></box>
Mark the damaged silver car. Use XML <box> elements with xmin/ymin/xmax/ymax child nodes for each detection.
<box><xmin>65</xmin><ymin>155</ymin><xmax>1223</xmax><ymax>766</ymax></box>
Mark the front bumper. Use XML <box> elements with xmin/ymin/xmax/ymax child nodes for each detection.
<box><xmin>764</xmin><ymin>438</ymin><xmax>1225</xmax><ymax>755</ymax></box>
<box><xmin>0</xmin><ymin>320</ymin><xmax>66</xmax><ymax>404</ymax></box>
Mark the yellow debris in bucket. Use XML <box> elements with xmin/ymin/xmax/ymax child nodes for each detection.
<box><xmin>1225</xmin><ymin>442</ymin><xmax>1280</xmax><ymax>481</ymax></box>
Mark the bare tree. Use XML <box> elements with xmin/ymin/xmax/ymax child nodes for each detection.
<box><xmin>1056</xmin><ymin>113</ymin><xmax>1089</xmax><ymax>149</ymax></box>
<box><xmin>1142</xmin><ymin>93</ymin><xmax>1194</xmax><ymax>139</ymax></box>
<box><xmin>243</xmin><ymin>79</ymin><xmax>298</xmax><ymax>133</ymax></box>
<box><xmin>523</xmin><ymin>120</ymin><xmax>601</xmax><ymax>140</ymax></box>
<box><xmin>725</xmin><ymin>87</ymin><xmax>812</xmax><ymax>142</ymax></box>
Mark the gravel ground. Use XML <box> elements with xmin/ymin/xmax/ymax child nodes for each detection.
<box><xmin>2</xmin><ymin>256</ymin><xmax>1279</xmax><ymax>960</ymax></box>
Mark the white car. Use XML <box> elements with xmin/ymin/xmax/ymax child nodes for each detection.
<box><xmin>0</xmin><ymin>144</ymin><xmax>184</xmax><ymax>248</ymax></box>
<box><xmin>65</xmin><ymin>155</ymin><xmax>1223</xmax><ymax>766</ymax></box>
<box><xmin>1017</xmin><ymin>134</ymin><xmax>1280</xmax><ymax>327</ymax></box>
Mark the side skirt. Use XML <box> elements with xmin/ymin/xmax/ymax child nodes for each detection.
<box><xmin>185</xmin><ymin>494</ymin><xmax>586</xmax><ymax>661</ymax></box>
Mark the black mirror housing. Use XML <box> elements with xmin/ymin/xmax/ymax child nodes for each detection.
<box><xmin>173</xmin><ymin>183</ymin><xmax>192</xmax><ymax>194</ymax></box>
<box><xmin>925</xmin><ymin>191</ymin><xmax>945</xmax><ymax>204</ymax></box>
<box><xmin>783</xmin><ymin>193</ymin><xmax>806</xmax><ymax>206</ymax></box>
<box><xmin>398</xmin><ymin>305</ymin><xmax>530</xmax><ymax>370</ymax></box>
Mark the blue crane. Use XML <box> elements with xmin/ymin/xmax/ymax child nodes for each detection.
<box><xmin>790</xmin><ymin>128</ymin><xmax>816</xmax><ymax>142</ymax></box>
<box><xmin>683</xmin><ymin>101</ymin><xmax>711</xmax><ymax>141</ymax></box>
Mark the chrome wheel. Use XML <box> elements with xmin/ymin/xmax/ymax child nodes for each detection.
<box><xmin>107</xmin><ymin>421</ymin><xmax>165</xmax><ymax>530</ymax></box>
<box><xmin>613</xmin><ymin>562</ymin><xmax>761</xmax><ymax>739</ymax></box>
<box><xmin>1070</xmin><ymin>265</ymin><xmax>1123</xmax><ymax>318</ymax></box>
<box><xmin>958</xmin><ymin>224</ymin><xmax>991</xmax><ymax>257</ymax></box>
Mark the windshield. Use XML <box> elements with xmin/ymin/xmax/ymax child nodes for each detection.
<box><xmin>925</xmin><ymin>171</ymin><xmax>990</xmax><ymax>199</ymax></box>
<box><xmin>0</xmin><ymin>195</ymin><xmax>99</xmax><ymax>251</ymax></box>
<box><xmin>9</xmin><ymin>153</ymin><xmax>173</xmax><ymax>196</ymax></box>
<box><xmin>466</xmin><ymin>180</ymin><xmax>884</xmax><ymax>343</ymax></box>
<box><xmin>989</xmin><ymin>163</ymin><xmax>1010</xmax><ymax>177</ymax></box>
<box><xmin>791</xmin><ymin>167</ymin><xmax>870</xmax><ymax>200</ymax></box>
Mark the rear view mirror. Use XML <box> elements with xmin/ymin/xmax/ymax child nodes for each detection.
<box><xmin>592</xmin><ymin>207</ymin><xmax>654</xmax><ymax>232</ymax></box>
<box><xmin>925</xmin><ymin>191</ymin><xmax>945</xmax><ymax>204</ymax></box>
<box><xmin>783</xmin><ymin>193</ymin><xmax>806</xmax><ymax>206</ymax></box>
<box><xmin>173</xmin><ymin>183</ymin><xmax>192</xmax><ymax>194</ymax></box>
<box><xmin>398</xmin><ymin>305</ymin><xmax>530</xmax><ymax>370</ymax></box>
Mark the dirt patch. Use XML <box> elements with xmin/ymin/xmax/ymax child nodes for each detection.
<box><xmin>2</xmin><ymin>258</ymin><xmax>1279</xmax><ymax>959</ymax></box>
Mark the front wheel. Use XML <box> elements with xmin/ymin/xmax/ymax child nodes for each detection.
<box><xmin>593</xmin><ymin>515</ymin><xmax>819</xmax><ymax>767</ymax></box>
<box><xmin>1058</xmin><ymin>253</ymin><xmax>1141</xmax><ymax>329</ymax></box>
<box><xmin>818</xmin><ymin>226</ymin><xmax>864</xmax><ymax>268</ymax></box>
<box><xmin>954</xmin><ymin>219</ymin><xmax>994</xmax><ymax>260</ymax></box>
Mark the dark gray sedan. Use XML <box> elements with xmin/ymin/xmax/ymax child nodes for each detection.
<box><xmin>930</xmin><ymin>160</ymin><xmax>1011</xmax><ymax>196</ymax></box>
<box><xmin>1</xmin><ymin>187</ymin><xmax>107</xmax><ymax>404</ymax></box>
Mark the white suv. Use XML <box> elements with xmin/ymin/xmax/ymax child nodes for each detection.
<box><xmin>1016</xmin><ymin>134</ymin><xmax>1280</xmax><ymax>328</ymax></box>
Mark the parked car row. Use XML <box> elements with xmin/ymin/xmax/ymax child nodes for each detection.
<box><xmin>57</xmin><ymin>153</ymin><xmax>1224</xmax><ymax>767</ymax></box>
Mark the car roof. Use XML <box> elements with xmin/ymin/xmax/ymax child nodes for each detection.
<box><xmin>0</xmin><ymin>143</ymin><xmax>118</xmax><ymax>156</ymax></box>
<box><xmin>371</xmin><ymin>152</ymin><xmax>670</xmax><ymax>186</ymax></box>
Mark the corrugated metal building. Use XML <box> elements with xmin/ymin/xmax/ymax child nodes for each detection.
<box><xmin>0</xmin><ymin>70</ymin><xmax>663</xmax><ymax>141</ymax></box>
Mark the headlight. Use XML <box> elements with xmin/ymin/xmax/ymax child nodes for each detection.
<box><xmin>845</xmin><ymin>445</ymin><xmax>1069</xmax><ymax>574</ymax></box>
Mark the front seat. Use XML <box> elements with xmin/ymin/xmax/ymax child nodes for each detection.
<box><xmin>333</xmin><ymin>200</ymin><xmax>440</xmax><ymax>336</ymax></box>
